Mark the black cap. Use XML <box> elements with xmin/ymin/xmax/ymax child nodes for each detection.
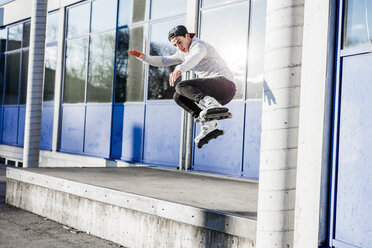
<box><xmin>168</xmin><ymin>25</ymin><xmax>189</xmax><ymax>42</ymax></box>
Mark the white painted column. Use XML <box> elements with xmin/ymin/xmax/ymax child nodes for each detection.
<box><xmin>23</xmin><ymin>0</ymin><xmax>48</xmax><ymax>167</ymax></box>
<box><xmin>294</xmin><ymin>0</ymin><xmax>336</xmax><ymax>247</ymax></box>
<box><xmin>256</xmin><ymin>0</ymin><xmax>304</xmax><ymax>247</ymax></box>
<box><xmin>51</xmin><ymin>6</ymin><xmax>66</xmax><ymax>152</ymax></box>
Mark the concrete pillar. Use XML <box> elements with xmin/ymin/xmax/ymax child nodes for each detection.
<box><xmin>294</xmin><ymin>0</ymin><xmax>336</xmax><ymax>247</ymax></box>
<box><xmin>256</xmin><ymin>0</ymin><xmax>304</xmax><ymax>247</ymax></box>
<box><xmin>23</xmin><ymin>0</ymin><xmax>48</xmax><ymax>167</ymax></box>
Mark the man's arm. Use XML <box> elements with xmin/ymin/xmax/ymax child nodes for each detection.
<box><xmin>169</xmin><ymin>43</ymin><xmax>207</xmax><ymax>86</ymax></box>
<box><xmin>174</xmin><ymin>43</ymin><xmax>207</xmax><ymax>73</ymax></box>
<box><xmin>128</xmin><ymin>49</ymin><xmax>182</xmax><ymax>67</ymax></box>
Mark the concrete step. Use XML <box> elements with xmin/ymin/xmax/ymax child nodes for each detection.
<box><xmin>5</xmin><ymin>167</ymin><xmax>257</xmax><ymax>248</ymax></box>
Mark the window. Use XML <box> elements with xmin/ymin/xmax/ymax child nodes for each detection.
<box><xmin>46</xmin><ymin>12</ymin><xmax>59</xmax><ymax>44</ymax></box>
<box><xmin>44</xmin><ymin>46</ymin><xmax>57</xmax><ymax>101</ymax></box>
<box><xmin>2</xmin><ymin>20</ymin><xmax>31</xmax><ymax>105</ymax></box>
<box><xmin>64</xmin><ymin>38</ymin><xmax>88</xmax><ymax>103</ymax></box>
<box><xmin>150</xmin><ymin>0</ymin><xmax>186</xmax><ymax>19</ymax></box>
<box><xmin>344</xmin><ymin>0</ymin><xmax>372</xmax><ymax>48</ymax></box>
<box><xmin>0</xmin><ymin>54</ymin><xmax>5</xmax><ymax>105</ymax></box>
<box><xmin>4</xmin><ymin>53</ymin><xmax>21</xmax><ymax>105</ymax></box>
<box><xmin>43</xmin><ymin>11</ymin><xmax>60</xmax><ymax>102</ymax></box>
<box><xmin>64</xmin><ymin>0</ymin><xmax>117</xmax><ymax>104</ymax></box>
<box><xmin>115</xmin><ymin>25</ymin><xmax>146</xmax><ymax>102</ymax></box>
<box><xmin>118</xmin><ymin>0</ymin><xmax>149</xmax><ymax>26</ymax></box>
<box><xmin>91</xmin><ymin>0</ymin><xmax>117</xmax><ymax>33</ymax></box>
<box><xmin>200</xmin><ymin>1</ymin><xmax>249</xmax><ymax>99</ymax></box>
<box><xmin>7</xmin><ymin>24</ymin><xmax>23</xmax><ymax>51</ymax></box>
<box><xmin>199</xmin><ymin>0</ymin><xmax>266</xmax><ymax>100</ymax></box>
<box><xmin>87</xmin><ymin>31</ymin><xmax>116</xmax><ymax>102</ymax></box>
<box><xmin>20</xmin><ymin>50</ymin><xmax>29</xmax><ymax>104</ymax></box>
<box><xmin>67</xmin><ymin>3</ymin><xmax>90</xmax><ymax>39</ymax></box>
<box><xmin>246</xmin><ymin>0</ymin><xmax>266</xmax><ymax>99</ymax></box>
<box><xmin>22</xmin><ymin>22</ymin><xmax>31</xmax><ymax>48</ymax></box>
<box><xmin>0</xmin><ymin>29</ymin><xmax>7</xmax><ymax>53</ymax></box>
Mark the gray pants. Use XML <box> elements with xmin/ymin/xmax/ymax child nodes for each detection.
<box><xmin>173</xmin><ymin>76</ymin><xmax>236</xmax><ymax>117</ymax></box>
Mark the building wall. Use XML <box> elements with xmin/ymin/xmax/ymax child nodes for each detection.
<box><xmin>0</xmin><ymin>0</ymin><xmax>267</xmax><ymax>179</ymax></box>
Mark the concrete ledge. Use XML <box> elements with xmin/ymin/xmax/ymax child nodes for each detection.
<box><xmin>6</xmin><ymin>168</ymin><xmax>256</xmax><ymax>247</ymax></box>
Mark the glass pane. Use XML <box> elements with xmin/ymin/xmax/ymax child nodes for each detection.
<box><xmin>44</xmin><ymin>46</ymin><xmax>57</xmax><ymax>101</ymax></box>
<box><xmin>344</xmin><ymin>0</ymin><xmax>372</xmax><ymax>48</ymax></box>
<box><xmin>20</xmin><ymin>50</ymin><xmax>29</xmax><ymax>104</ymax></box>
<box><xmin>64</xmin><ymin>38</ymin><xmax>88</xmax><ymax>103</ymax></box>
<box><xmin>23</xmin><ymin>22</ymin><xmax>31</xmax><ymax>48</ymax></box>
<box><xmin>0</xmin><ymin>54</ymin><xmax>5</xmax><ymax>105</ymax></box>
<box><xmin>200</xmin><ymin>2</ymin><xmax>249</xmax><ymax>99</ymax></box>
<box><xmin>91</xmin><ymin>0</ymin><xmax>117</xmax><ymax>33</ymax></box>
<box><xmin>148</xmin><ymin>18</ymin><xmax>185</xmax><ymax>100</ymax></box>
<box><xmin>119</xmin><ymin>0</ymin><xmax>147</xmax><ymax>25</ymax></box>
<box><xmin>247</xmin><ymin>0</ymin><xmax>266</xmax><ymax>99</ymax></box>
<box><xmin>67</xmin><ymin>3</ymin><xmax>90</xmax><ymax>39</ymax></box>
<box><xmin>46</xmin><ymin>12</ymin><xmax>59</xmax><ymax>44</ymax></box>
<box><xmin>150</xmin><ymin>0</ymin><xmax>186</xmax><ymax>19</ymax></box>
<box><xmin>87</xmin><ymin>31</ymin><xmax>115</xmax><ymax>103</ymax></box>
<box><xmin>0</xmin><ymin>29</ymin><xmax>7</xmax><ymax>53</ymax></box>
<box><xmin>4</xmin><ymin>53</ymin><xmax>21</xmax><ymax>105</ymax></box>
<box><xmin>202</xmin><ymin>0</ymin><xmax>233</xmax><ymax>8</ymax></box>
<box><xmin>115</xmin><ymin>25</ymin><xmax>145</xmax><ymax>102</ymax></box>
<box><xmin>7</xmin><ymin>24</ymin><xmax>23</xmax><ymax>51</ymax></box>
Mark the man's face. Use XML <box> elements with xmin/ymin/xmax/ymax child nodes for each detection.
<box><xmin>171</xmin><ymin>34</ymin><xmax>192</xmax><ymax>53</ymax></box>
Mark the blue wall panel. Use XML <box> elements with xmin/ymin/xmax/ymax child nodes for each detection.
<box><xmin>143</xmin><ymin>102</ymin><xmax>181</xmax><ymax>167</ymax></box>
<box><xmin>193</xmin><ymin>102</ymin><xmax>245</xmax><ymax>176</ymax></box>
<box><xmin>335</xmin><ymin>53</ymin><xmax>372</xmax><ymax>247</ymax></box>
<box><xmin>111</xmin><ymin>104</ymin><xmax>124</xmax><ymax>159</ymax></box>
<box><xmin>2</xmin><ymin>106</ymin><xmax>19</xmax><ymax>145</ymax></box>
<box><xmin>40</xmin><ymin>103</ymin><xmax>54</xmax><ymax>150</ymax></box>
<box><xmin>17</xmin><ymin>105</ymin><xmax>25</xmax><ymax>146</ymax></box>
<box><xmin>242</xmin><ymin>100</ymin><xmax>262</xmax><ymax>179</ymax></box>
<box><xmin>60</xmin><ymin>104</ymin><xmax>85</xmax><ymax>154</ymax></box>
<box><xmin>84</xmin><ymin>104</ymin><xmax>112</xmax><ymax>158</ymax></box>
<box><xmin>121</xmin><ymin>103</ymin><xmax>144</xmax><ymax>162</ymax></box>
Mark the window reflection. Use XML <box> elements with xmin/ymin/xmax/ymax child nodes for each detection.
<box><xmin>148</xmin><ymin>18</ymin><xmax>184</xmax><ymax>100</ymax></box>
<box><xmin>46</xmin><ymin>12</ymin><xmax>59</xmax><ymax>44</ymax></box>
<box><xmin>44</xmin><ymin>46</ymin><xmax>57</xmax><ymax>101</ymax></box>
<box><xmin>67</xmin><ymin>3</ymin><xmax>90</xmax><ymax>39</ymax></box>
<box><xmin>87</xmin><ymin>31</ymin><xmax>115</xmax><ymax>103</ymax></box>
<box><xmin>4</xmin><ymin>53</ymin><xmax>21</xmax><ymax>104</ymax></box>
<box><xmin>91</xmin><ymin>0</ymin><xmax>117</xmax><ymax>33</ymax></box>
<box><xmin>0</xmin><ymin>29</ymin><xmax>6</xmax><ymax>53</ymax></box>
<box><xmin>200</xmin><ymin>2</ymin><xmax>249</xmax><ymax>99</ymax></box>
<box><xmin>150</xmin><ymin>0</ymin><xmax>186</xmax><ymax>19</ymax></box>
<box><xmin>202</xmin><ymin>0</ymin><xmax>231</xmax><ymax>8</ymax></box>
<box><xmin>22</xmin><ymin>22</ymin><xmax>30</xmax><ymax>48</ymax></box>
<box><xmin>0</xmin><ymin>55</ymin><xmax>5</xmax><ymax>105</ymax></box>
<box><xmin>20</xmin><ymin>50</ymin><xmax>29</xmax><ymax>104</ymax></box>
<box><xmin>119</xmin><ymin>0</ymin><xmax>148</xmax><ymax>25</ymax></box>
<box><xmin>64</xmin><ymin>38</ymin><xmax>88</xmax><ymax>103</ymax></box>
<box><xmin>344</xmin><ymin>0</ymin><xmax>372</xmax><ymax>48</ymax></box>
<box><xmin>115</xmin><ymin>25</ymin><xmax>146</xmax><ymax>102</ymax></box>
<box><xmin>247</xmin><ymin>0</ymin><xmax>266</xmax><ymax>99</ymax></box>
<box><xmin>7</xmin><ymin>24</ymin><xmax>23</xmax><ymax>51</ymax></box>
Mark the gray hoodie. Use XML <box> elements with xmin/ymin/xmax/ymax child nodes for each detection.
<box><xmin>141</xmin><ymin>38</ymin><xmax>234</xmax><ymax>82</ymax></box>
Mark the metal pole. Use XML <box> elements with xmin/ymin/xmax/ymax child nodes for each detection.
<box><xmin>256</xmin><ymin>0</ymin><xmax>304</xmax><ymax>247</ymax></box>
<box><xmin>23</xmin><ymin>0</ymin><xmax>48</xmax><ymax>167</ymax></box>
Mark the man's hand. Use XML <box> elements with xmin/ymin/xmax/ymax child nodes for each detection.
<box><xmin>169</xmin><ymin>70</ymin><xmax>182</xmax><ymax>87</ymax></box>
<box><xmin>128</xmin><ymin>49</ymin><xmax>145</xmax><ymax>60</ymax></box>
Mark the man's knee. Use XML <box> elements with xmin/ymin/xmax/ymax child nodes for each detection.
<box><xmin>175</xmin><ymin>81</ymin><xmax>185</xmax><ymax>94</ymax></box>
<box><xmin>173</xmin><ymin>92</ymin><xmax>180</xmax><ymax>102</ymax></box>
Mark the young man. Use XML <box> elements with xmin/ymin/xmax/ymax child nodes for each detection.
<box><xmin>128</xmin><ymin>25</ymin><xmax>236</xmax><ymax>148</ymax></box>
